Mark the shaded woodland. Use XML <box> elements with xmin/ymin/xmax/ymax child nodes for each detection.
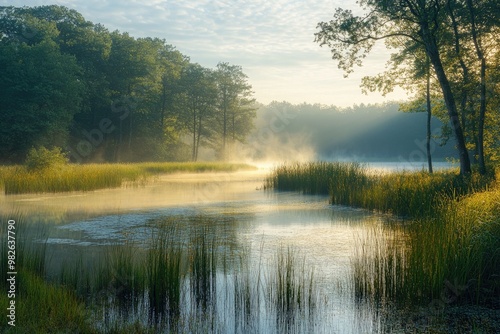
<box><xmin>0</xmin><ymin>5</ymin><xmax>256</xmax><ymax>163</ymax></box>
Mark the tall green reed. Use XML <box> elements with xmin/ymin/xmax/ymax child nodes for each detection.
<box><xmin>353</xmin><ymin>187</ymin><xmax>500</xmax><ymax>308</ymax></box>
<box><xmin>267</xmin><ymin>162</ymin><xmax>493</xmax><ymax>218</ymax></box>
<box><xmin>0</xmin><ymin>215</ymin><xmax>92</xmax><ymax>334</ymax></box>
<box><xmin>146</xmin><ymin>221</ymin><xmax>186</xmax><ymax>324</ymax></box>
<box><xmin>267</xmin><ymin>246</ymin><xmax>317</xmax><ymax>328</ymax></box>
<box><xmin>190</xmin><ymin>227</ymin><xmax>218</xmax><ymax>311</ymax></box>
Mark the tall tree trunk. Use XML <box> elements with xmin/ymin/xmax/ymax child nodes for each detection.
<box><xmin>222</xmin><ymin>90</ymin><xmax>227</xmax><ymax>161</ymax></box>
<box><xmin>196</xmin><ymin>113</ymin><xmax>203</xmax><ymax>162</ymax></box>
<box><xmin>422</xmin><ymin>24</ymin><xmax>471</xmax><ymax>174</ymax></box>
<box><xmin>447</xmin><ymin>0</ymin><xmax>470</xmax><ymax>147</ymax></box>
<box><xmin>467</xmin><ymin>0</ymin><xmax>487</xmax><ymax>174</ymax></box>
<box><xmin>426</xmin><ymin>56</ymin><xmax>433</xmax><ymax>173</ymax></box>
<box><xmin>127</xmin><ymin>84</ymin><xmax>133</xmax><ymax>156</ymax></box>
<box><xmin>160</xmin><ymin>80</ymin><xmax>167</xmax><ymax>133</ymax></box>
<box><xmin>192</xmin><ymin>104</ymin><xmax>197</xmax><ymax>162</ymax></box>
<box><xmin>477</xmin><ymin>58</ymin><xmax>486</xmax><ymax>174</ymax></box>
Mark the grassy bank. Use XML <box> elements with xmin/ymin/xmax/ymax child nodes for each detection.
<box><xmin>267</xmin><ymin>162</ymin><xmax>492</xmax><ymax>217</ymax></box>
<box><xmin>267</xmin><ymin>162</ymin><xmax>500</xmax><ymax>312</ymax></box>
<box><xmin>0</xmin><ymin>162</ymin><xmax>255</xmax><ymax>195</ymax></box>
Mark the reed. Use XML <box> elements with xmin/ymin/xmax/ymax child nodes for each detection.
<box><xmin>352</xmin><ymin>183</ymin><xmax>500</xmax><ymax>308</ymax></box>
<box><xmin>0</xmin><ymin>216</ymin><xmax>95</xmax><ymax>334</ymax></box>
<box><xmin>232</xmin><ymin>247</ymin><xmax>263</xmax><ymax>332</ymax></box>
<box><xmin>190</xmin><ymin>227</ymin><xmax>218</xmax><ymax>311</ymax></box>
<box><xmin>0</xmin><ymin>215</ymin><xmax>48</xmax><ymax>278</ymax></box>
<box><xmin>0</xmin><ymin>162</ymin><xmax>255</xmax><ymax>195</ymax></box>
<box><xmin>0</xmin><ymin>270</ymin><xmax>94</xmax><ymax>334</ymax></box>
<box><xmin>265</xmin><ymin>161</ymin><xmax>366</xmax><ymax>195</ymax></box>
<box><xmin>267</xmin><ymin>246</ymin><xmax>317</xmax><ymax>327</ymax></box>
<box><xmin>267</xmin><ymin>162</ymin><xmax>498</xmax><ymax>311</ymax></box>
<box><xmin>146</xmin><ymin>221</ymin><xmax>186</xmax><ymax>324</ymax></box>
<box><xmin>1</xmin><ymin>212</ymin><xmax>326</xmax><ymax>333</ymax></box>
<box><xmin>267</xmin><ymin>162</ymin><xmax>492</xmax><ymax>218</ymax></box>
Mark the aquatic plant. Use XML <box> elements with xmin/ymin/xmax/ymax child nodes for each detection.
<box><xmin>352</xmin><ymin>176</ymin><xmax>500</xmax><ymax>309</ymax></box>
<box><xmin>190</xmin><ymin>227</ymin><xmax>218</xmax><ymax>311</ymax></box>
<box><xmin>0</xmin><ymin>216</ymin><xmax>93</xmax><ymax>334</ymax></box>
<box><xmin>265</xmin><ymin>161</ymin><xmax>366</xmax><ymax>195</ymax></box>
<box><xmin>267</xmin><ymin>161</ymin><xmax>492</xmax><ymax>218</ymax></box>
<box><xmin>267</xmin><ymin>246</ymin><xmax>317</xmax><ymax>331</ymax></box>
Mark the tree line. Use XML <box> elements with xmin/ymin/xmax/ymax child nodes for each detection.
<box><xmin>315</xmin><ymin>0</ymin><xmax>499</xmax><ymax>174</ymax></box>
<box><xmin>0</xmin><ymin>5</ymin><xmax>256</xmax><ymax>163</ymax></box>
<box><xmin>249</xmin><ymin>101</ymin><xmax>456</xmax><ymax>162</ymax></box>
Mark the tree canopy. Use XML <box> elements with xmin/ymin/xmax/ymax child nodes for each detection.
<box><xmin>315</xmin><ymin>0</ymin><xmax>500</xmax><ymax>174</ymax></box>
<box><xmin>0</xmin><ymin>5</ymin><xmax>257</xmax><ymax>163</ymax></box>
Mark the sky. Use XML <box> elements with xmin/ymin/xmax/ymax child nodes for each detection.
<box><xmin>4</xmin><ymin>0</ymin><xmax>409</xmax><ymax>107</ymax></box>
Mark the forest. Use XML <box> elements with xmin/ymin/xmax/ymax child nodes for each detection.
<box><xmin>0</xmin><ymin>5</ymin><xmax>256</xmax><ymax>163</ymax></box>
<box><xmin>1</xmin><ymin>4</ymin><xmax>499</xmax><ymax>171</ymax></box>
<box><xmin>250</xmin><ymin>101</ymin><xmax>457</xmax><ymax>162</ymax></box>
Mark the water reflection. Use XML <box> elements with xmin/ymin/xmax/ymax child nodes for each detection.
<box><xmin>3</xmin><ymin>170</ymin><xmax>394</xmax><ymax>333</ymax></box>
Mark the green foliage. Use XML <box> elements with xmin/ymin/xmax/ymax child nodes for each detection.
<box><xmin>0</xmin><ymin>5</ymin><xmax>256</xmax><ymax>163</ymax></box>
<box><xmin>0</xmin><ymin>217</ymin><xmax>94</xmax><ymax>334</ymax></box>
<box><xmin>24</xmin><ymin>146</ymin><xmax>68</xmax><ymax>172</ymax></box>
<box><xmin>316</xmin><ymin>0</ymin><xmax>500</xmax><ymax>174</ymax></box>
<box><xmin>0</xmin><ymin>36</ymin><xmax>84</xmax><ymax>162</ymax></box>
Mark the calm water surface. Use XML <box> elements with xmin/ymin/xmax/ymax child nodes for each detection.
<box><xmin>1</xmin><ymin>164</ymin><xmax>441</xmax><ymax>332</ymax></box>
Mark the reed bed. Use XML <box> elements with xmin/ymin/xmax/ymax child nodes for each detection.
<box><xmin>190</xmin><ymin>227</ymin><xmax>218</xmax><ymax>312</ymax></box>
<box><xmin>347</xmin><ymin>172</ymin><xmax>499</xmax><ymax>312</ymax></box>
<box><xmin>268</xmin><ymin>247</ymin><xmax>316</xmax><ymax>323</ymax></box>
<box><xmin>1</xmin><ymin>214</ymin><xmax>321</xmax><ymax>333</ymax></box>
<box><xmin>267</xmin><ymin>162</ymin><xmax>499</xmax><ymax>313</ymax></box>
<box><xmin>265</xmin><ymin>161</ymin><xmax>367</xmax><ymax>195</ymax></box>
<box><xmin>0</xmin><ymin>162</ymin><xmax>255</xmax><ymax>195</ymax></box>
<box><xmin>353</xmin><ymin>188</ymin><xmax>500</xmax><ymax>310</ymax></box>
<box><xmin>267</xmin><ymin>161</ymin><xmax>492</xmax><ymax>217</ymax></box>
<box><xmin>0</xmin><ymin>217</ymin><xmax>94</xmax><ymax>334</ymax></box>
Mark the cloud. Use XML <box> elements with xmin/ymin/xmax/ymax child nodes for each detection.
<box><xmin>3</xmin><ymin>0</ymin><xmax>407</xmax><ymax>107</ymax></box>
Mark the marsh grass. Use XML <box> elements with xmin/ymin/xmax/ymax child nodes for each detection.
<box><xmin>0</xmin><ymin>216</ymin><xmax>95</xmax><ymax>334</ymax></box>
<box><xmin>267</xmin><ymin>162</ymin><xmax>492</xmax><ymax>218</ymax></box>
<box><xmin>0</xmin><ymin>213</ymin><xmax>322</xmax><ymax>333</ymax></box>
<box><xmin>352</xmin><ymin>181</ymin><xmax>500</xmax><ymax>310</ymax></box>
<box><xmin>268</xmin><ymin>246</ymin><xmax>317</xmax><ymax>331</ymax></box>
<box><xmin>145</xmin><ymin>220</ymin><xmax>187</xmax><ymax>328</ymax></box>
<box><xmin>190</xmin><ymin>227</ymin><xmax>218</xmax><ymax>312</ymax></box>
<box><xmin>268</xmin><ymin>162</ymin><xmax>498</xmax><ymax>315</ymax></box>
<box><xmin>0</xmin><ymin>162</ymin><xmax>255</xmax><ymax>195</ymax></box>
<box><xmin>265</xmin><ymin>161</ymin><xmax>367</xmax><ymax>195</ymax></box>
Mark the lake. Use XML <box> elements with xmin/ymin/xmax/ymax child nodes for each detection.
<box><xmin>0</xmin><ymin>162</ymin><xmax>453</xmax><ymax>333</ymax></box>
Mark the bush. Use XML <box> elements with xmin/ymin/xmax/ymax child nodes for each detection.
<box><xmin>24</xmin><ymin>146</ymin><xmax>68</xmax><ymax>172</ymax></box>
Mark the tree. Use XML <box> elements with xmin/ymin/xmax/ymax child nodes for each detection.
<box><xmin>0</xmin><ymin>5</ymin><xmax>259</xmax><ymax>163</ymax></box>
<box><xmin>0</xmin><ymin>17</ymin><xmax>83</xmax><ymax>162</ymax></box>
<box><xmin>214</xmin><ymin>62</ymin><xmax>256</xmax><ymax>160</ymax></box>
<box><xmin>178</xmin><ymin>64</ymin><xmax>218</xmax><ymax>161</ymax></box>
<box><xmin>314</xmin><ymin>0</ymin><xmax>500</xmax><ymax>174</ymax></box>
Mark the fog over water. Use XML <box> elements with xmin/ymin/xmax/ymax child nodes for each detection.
<box><xmin>3</xmin><ymin>161</ymin><xmax>458</xmax><ymax>332</ymax></box>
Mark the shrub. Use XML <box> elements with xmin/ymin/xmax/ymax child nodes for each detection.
<box><xmin>24</xmin><ymin>146</ymin><xmax>68</xmax><ymax>172</ymax></box>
